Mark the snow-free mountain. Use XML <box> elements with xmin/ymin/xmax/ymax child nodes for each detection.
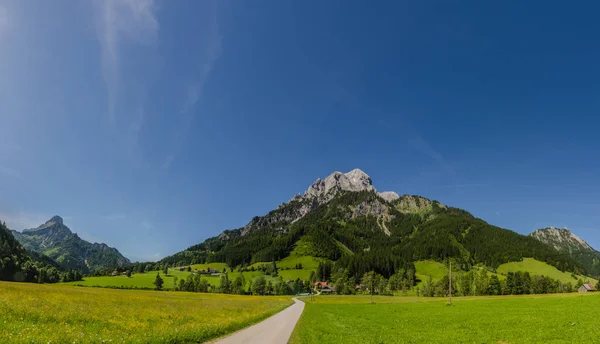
<box><xmin>530</xmin><ymin>226</ymin><xmax>600</xmax><ymax>277</ymax></box>
<box><xmin>161</xmin><ymin>169</ymin><xmax>591</xmax><ymax>280</ymax></box>
<box><xmin>11</xmin><ymin>216</ymin><xmax>130</xmax><ymax>273</ymax></box>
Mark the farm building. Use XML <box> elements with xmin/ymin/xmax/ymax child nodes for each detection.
<box><xmin>578</xmin><ymin>284</ymin><xmax>596</xmax><ymax>293</ymax></box>
<box><xmin>320</xmin><ymin>285</ymin><xmax>335</xmax><ymax>294</ymax></box>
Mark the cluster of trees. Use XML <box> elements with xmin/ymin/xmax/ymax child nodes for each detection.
<box><xmin>162</xmin><ymin>271</ymin><xmax>310</xmax><ymax>296</ymax></box>
<box><xmin>421</xmin><ymin>268</ymin><xmax>588</xmax><ymax>297</ymax></box>
<box><xmin>326</xmin><ymin>269</ymin><xmax>417</xmax><ymax>295</ymax></box>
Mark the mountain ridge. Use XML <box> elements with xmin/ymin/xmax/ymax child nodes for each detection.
<box><xmin>11</xmin><ymin>216</ymin><xmax>130</xmax><ymax>273</ymax></box>
<box><xmin>160</xmin><ymin>169</ymin><xmax>588</xmax><ymax>280</ymax></box>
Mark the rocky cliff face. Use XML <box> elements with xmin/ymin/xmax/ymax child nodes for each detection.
<box><xmin>236</xmin><ymin>169</ymin><xmax>403</xmax><ymax>236</ymax></box>
<box><xmin>530</xmin><ymin>227</ymin><xmax>595</xmax><ymax>252</ymax></box>
<box><xmin>11</xmin><ymin>216</ymin><xmax>130</xmax><ymax>272</ymax></box>
<box><xmin>304</xmin><ymin>169</ymin><xmax>376</xmax><ymax>202</ymax></box>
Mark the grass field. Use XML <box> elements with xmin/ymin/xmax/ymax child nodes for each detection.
<box><xmin>290</xmin><ymin>293</ymin><xmax>600</xmax><ymax>343</ymax></box>
<box><xmin>0</xmin><ymin>281</ymin><xmax>292</xmax><ymax>343</ymax></box>
<box><xmin>63</xmin><ymin>255</ymin><xmax>321</xmax><ymax>289</ymax></box>
<box><xmin>497</xmin><ymin>258</ymin><xmax>597</xmax><ymax>285</ymax></box>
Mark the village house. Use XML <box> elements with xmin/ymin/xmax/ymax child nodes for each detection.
<box><xmin>578</xmin><ymin>284</ymin><xmax>596</xmax><ymax>293</ymax></box>
<box><xmin>320</xmin><ymin>285</ymin><xmax>335</xmax><ymax>294</ymax></box>
<box><xmin>200</xmin><ymin>267</ymin><xmax>221</xmax><ymax>275</ymax></box>
<box><xmin>313</xmin><ymin>281</ymin><xmax>328</xmax><ymax>288</ymax></box>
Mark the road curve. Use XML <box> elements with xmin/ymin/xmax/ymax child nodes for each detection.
<box><xmin>209</xmin><ymin>297</ymin><xmax>305</xmax><ymax>344</ymax></box>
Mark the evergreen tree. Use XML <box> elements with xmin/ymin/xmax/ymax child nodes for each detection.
<box><xmin>153</xmin><ymin>272</ymin><xmax>164</xmax><ymax>290</ymax></box>
<box><xmin>252</xmin><ymin>276</ymin><xmax>267</xmax><ymax>295</ymax></box>
<box><xmin>488</xmin><ymin>275</ymin><xmax>501</xmax><ymax>295</ymax></box>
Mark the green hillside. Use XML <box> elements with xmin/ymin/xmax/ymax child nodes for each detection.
<box><xmin>497</xmin><ymin>258</ymin><xmax>597</xmax><ymax>285</ymax></box>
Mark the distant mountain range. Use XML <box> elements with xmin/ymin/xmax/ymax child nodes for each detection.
<box><xmin>160</xmin><ymin>169</ymin><xmax>594</xmax><ymax>279</ymax></box>
<box><xmin>11</xmin><ymin>216</ymin><xmax>130</xmax><ymax>273</ymax></box>
<box><xmin>4</xmin><ymin>169</ymin><xmax>598</xmax><ymax>281</ymax></box>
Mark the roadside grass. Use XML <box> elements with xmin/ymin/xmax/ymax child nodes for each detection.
<box><xmin>290</xmin><ymin>293</ymin><xmax>600</xmax><ymax>343</ymax></box>
<box><xmin>497</xmin><ymin>258</ymin><xmax>597</xmax><ymax>285</ymax></box>
<box><xmin>0</xmin><ymin>281</ymin><xmax>292</xmax><ymax>344</ymax></box>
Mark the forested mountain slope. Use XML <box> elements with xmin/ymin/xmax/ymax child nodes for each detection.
<box><xmin>161</xmin><ymin>169</ymin><xmax>584</xmax><ymax>280</ymax></box>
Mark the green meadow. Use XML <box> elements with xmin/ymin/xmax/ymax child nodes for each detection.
<box><xmin>0</xmin><ymin>281</ymin><xmax>292</xmax><ymax>344</ymax></box>
<box><xmin>63</xmin><ymin>255</ymin><xmax>321</xmax><ymax>290</ymax></box>
<box><xmin>497</xmin><ymin>258</ymin><xmax>596</xmax><ymax>285</ymax></box>
<box><xmin>290</xmin><ymin>293</ymin><xmax>600</xmax><ymax>343</ymax></box>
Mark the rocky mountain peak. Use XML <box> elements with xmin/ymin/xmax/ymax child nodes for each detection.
<box><xmin>304</xmin><ymin>169</ymin><xmax>376</xmax><ymax>201</ymax></box>
<box><xmin>377</xmin><ymin>191</ymin><xmax>400</xmax><ymax>202</ymax></box>
<box><xmin>23</xmin><ymin>216</ymin><xmax>71</xmax><ymax>235</ymax></box>
<box><xmin>530</xmin><ymin>226</ymin><xmax>594</xmax><ymax>252</ymax></box>
<box><xmin>46</xmin><ymin>215</ymin><xmax>64</xmax><ymax>226</ymax></box>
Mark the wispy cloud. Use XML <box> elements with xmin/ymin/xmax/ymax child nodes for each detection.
<box><xmin>0</xmin><ymin>212</ymin><xmax>50</xmax><ymax>230</ymax></box>
<box><xmin>408</xmin><ymin>133</ymin><xmax>454</xmax><ymax>175</ymax></box>
<box><xmin>141</xmin><ymin>220</ymin><xmax>154</xmax><ymax>230</ymax></box>
<box><xmin>101</xmin><ymin>213</ymin><xmax>127</xmax><ymax>221</ymax></box>
<box><xmin>0</xmin><ymin>5</ymin><xmax>9</xmax><ymax>36</ymax></box>
<box><xmin>163</xmin><ymin>0</ymin><xmax>222</xmax><ymax>171</ymax></box>
<box><xmin>96</xmin><ymin>0</ymin><xmax>158</xmax><ymax>123</ymax></box>
<box><xmin>0</xmin><ymin>166</ymin><xmax>21</xmax><ymax>179</ymax></box>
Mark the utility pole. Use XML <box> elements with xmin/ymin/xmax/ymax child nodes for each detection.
<box><xmin>370</xmin><ymin>273</ymin><xmax>374</xmax><ymax>304</ymax></box>
<box><xmin>448</xmin><ymin>260</ymin><xmax>452</xmax><ymax>305</ymax></box>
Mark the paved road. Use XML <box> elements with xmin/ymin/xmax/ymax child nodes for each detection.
<box><xmin>210</xmin><ymin>297</ymin><xmax>305</xmax><ymax>344</ymax></box>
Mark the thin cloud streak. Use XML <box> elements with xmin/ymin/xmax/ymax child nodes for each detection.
<box><xmin>101</xmin><ymin>213</ymin><xmax>127</xmax><ymax>221</ymax></box>
<box><xmin>0</xmin><ymin>5</ymin><xmax>8</xmax><ymax>36</ymax></box>
<box><xmin>0</xmin><ymin>166</ymin><xmax>21</xmax><ymax>179</ymax></box>
<box><xmin>0</xmin><ymin>211</ymin><xmax>51</xmax><ymax>230</ymax></box>
<box><xmin>96</xmin><ymin>0</ymin><xmax>158</xmax><ymax>123</ymax></box>
<box><xmin>163</xmin><ymin>0</ymin><xmax>222</xmax><ymax>171</ymax></box>
<box><xmin>408</xmin><ymin>132</ymin><xmax>455</xmax><ymax>176</ymax></box>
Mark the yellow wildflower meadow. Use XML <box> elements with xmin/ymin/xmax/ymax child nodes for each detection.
<box><xmin>0</xmin><ymin>281</ymin><xmax>292</xmax><ymax>343</ymax></box>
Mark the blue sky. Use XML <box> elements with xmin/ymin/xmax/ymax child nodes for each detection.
<box><xmin>1</xmin><ymin>1</ymin><xmax>599</xmax><ymax>261</ymax></box>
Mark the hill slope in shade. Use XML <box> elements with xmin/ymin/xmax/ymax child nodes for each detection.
<box><xmin>161</xmin><ymin>169</ymin><xmax>587</xmax><ymax>281</ymax></box>
<box><xmin>530</xmin><ymin>227</ymin><xmax>600</xmax><ymax>277</ymax></box>
<box><xmin>11</xmin><ymin>216</ymin><xmax>130</xmax><ymax>273</ymax></box>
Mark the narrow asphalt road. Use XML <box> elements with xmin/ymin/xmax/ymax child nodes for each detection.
<box><xmin>209</xmin><ymin>297</ymin><xmax>305</xmax><ymax>344</ymax></box>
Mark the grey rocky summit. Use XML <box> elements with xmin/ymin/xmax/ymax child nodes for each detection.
<box><xmin>377</xmin><ymin>191</ymin><xmax>400</xmax><ymax>202</ymax></box>
<box><xmin>239</xmin><ymin>169</ymin><xmax>404</xmax><ymax>236</ymax></box>
<box><xmin>304</xmin><ymin>168</ymin><xmax>376</xmax><ymax>202</ymax></box>
<box><xmin>530</xmin><ymin>226</ymin><xmax>595</xmax><ymax>252</ymax></box>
